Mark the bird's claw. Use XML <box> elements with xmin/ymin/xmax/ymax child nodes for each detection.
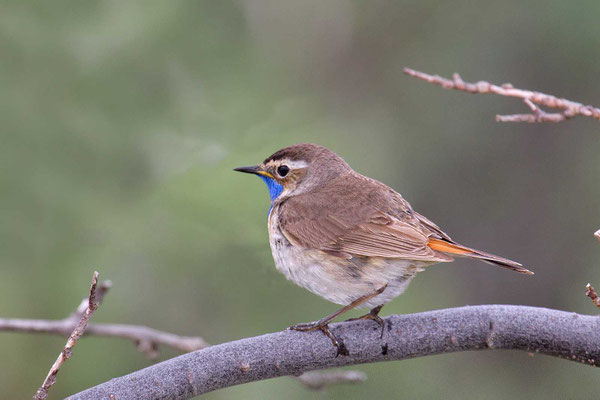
<box><xmin>289</xmin><ymin>322</ymin><xmax>349</xmax><ymax>356</ymax></box>
<box><xmin>345</xmin><ymin>305</ymin><xmax>385</xmax><ymax>339</ymax></box>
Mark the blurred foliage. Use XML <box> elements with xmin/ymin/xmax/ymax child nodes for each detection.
<box><xmin>1</xmin><ymin>1</ymin><xmax>599</xmax><ymax>398</ymax></box>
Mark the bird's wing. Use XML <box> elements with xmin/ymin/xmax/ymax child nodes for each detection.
<box><xmin>277</xmin><ymin>174</ymin><xmax>452</xmax><ymax>262</ymax></box>
<box><xmin>321</xmin><ymin>212</ymin><xmax>452</xmax><ymax>261</ymax></box>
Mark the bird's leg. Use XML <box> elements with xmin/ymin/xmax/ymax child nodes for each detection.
<box><xmin>345</xmin><ymin>304</ymin><xmax>385</xmax><ymax>338</ymax></box>
<box><xmin>290</xmin><ymin>284</ymin><xmax>387</xmax><ymax>331</ymax></box>
<box><xmin>289</xmin><ymin>284</ymin><xmax>387</xmax><ymax>356</ymax></box>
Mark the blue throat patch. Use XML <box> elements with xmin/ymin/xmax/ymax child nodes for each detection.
<box><xmin>259</xmin><ymin>175</ymin><xmax>284</xmax><ymax>205</ymax></box>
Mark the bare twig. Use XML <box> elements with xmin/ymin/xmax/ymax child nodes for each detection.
<box><xmin>34</xmin><ymin>271</ymin><xmax>102</xmax><ymax>400</ymax></box>
<box><xmin>403</xmin><ymin>67</ymin><xmax>600</xmax><ymax>123</ymax></box>
<box><xmin>0</xmin><ymin>319</ymin><xmax>208</xmax><ymax>358</ymax></box>
<box><xmin>586</xmin><ymin>284</ymin><xmax>600</xmax><ymax>309</ymax></box>
<box><xmin>67</xmin><ymin>280</ymin><xmax>111</xmax><ymax>320</ymax></box>
<box><xmin>0</xmin><ymin>285</ymin><xmax>209</xmax><ymax>360</ymax></box>
<box><xmin>84</xmin><ymin>323</ymin><xmax>208</xmax><ymax>357</ymax></box>
<box><xmin>297</xmin><ymin>370</ymin><xmax>366</xmax><ymax>390</ymax></box>
<box><xmin>68</xmin><ymin>305</ymin><xmax>600</xmax><ymax>399</ymax></box>
<box><xmin>587</xmin><ymin>233</ymin><xmax>600</xmax><ymax>309</ymax></box>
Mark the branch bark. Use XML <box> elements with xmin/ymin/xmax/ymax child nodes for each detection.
<box><xmin>67</xmin><ymin>305</ymin><xmax>600</xmax><ymax>399</ymax></box>
<box><xmin>403</xmin><ymin>67</ymin><xmax>600</xmax><ymax>122</ymax></box>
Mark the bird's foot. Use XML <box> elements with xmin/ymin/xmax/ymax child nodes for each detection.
<box><xmin>289</xmin><ymin>321</ymin><xmax>349</xmax><ymax>357</ymax></box>
<box><xmin>287</xmin><ymin>288</ymin><xmax>388</xmax><ymax>357</ymax></box>
<box><xmin>345</xmin><ymin>304</ymin><xmax>385</xmax><ymax>339</ymax></box>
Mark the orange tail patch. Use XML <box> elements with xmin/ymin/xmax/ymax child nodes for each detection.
<box><xmin>427</xmin><ymin>238</ymin><xmax>534</xmax><ymax>275</ymax></box>
<box><xmin>427</xmin><ymin>238</ymin><xmax>473</xmax><ymax>255</ymax></box>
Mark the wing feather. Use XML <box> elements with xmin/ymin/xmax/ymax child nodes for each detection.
<box><xmin>277</xmin><ymin>173</ymin><xmax>452</xmax><ymax>262</ymax></box>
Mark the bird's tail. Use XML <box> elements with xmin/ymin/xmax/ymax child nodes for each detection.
<box><xmin>427</xmin><ymin>238</ymin><xmax>534</xmax><ymax>275</ymax></box>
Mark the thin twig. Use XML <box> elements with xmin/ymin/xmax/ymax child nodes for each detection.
<box><xmin>84</xmin><ymin>323</ymin><xmax>208</xmax><ymax>357</ymax></box>
<box><xmin>403</xmin><ymin>67</ymin><xmax>600</xmax><ymax>123</ymax></box>
<box><xmin>297</xmin><ymin>370</ymin><xmax>366</xmax><ymax>390</ymax></box>
<box><xmin>587</xmin><ymin>233</ymin><xmax>600</xmax><ymax>309</ymax></box>
<box><xmin>0</xmin><ymin>297</ymin><xmax>209</xmax><ymax>359</ymax></box>
<box><xmin>585</xmin><ymin>284</ymin><xmax>600</xmax><ymax>309</ymax></box>
<box><xmin>0</xmin><ymin>319</ymin><xmax>208</xmax><ymax>358</ymax></box>
<box><xmin>67</xmin><ymin>280</ymin><xmax>112</xmax><ymax>320</ymax></box>
<box><xmin>34</xmin><ymin>271</ymin><xmax>102</xmax><ymax>400</ymax></box>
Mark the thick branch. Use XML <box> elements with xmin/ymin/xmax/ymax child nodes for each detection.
<box><xmin>68</xmin><ymin>305</ymin><xmax>600</xmax><ymax>399</ymax></box>
<box><xmin>403</xmin><ymin>67</ymin><xmax>600</xmax><ymax>122</ymax></box>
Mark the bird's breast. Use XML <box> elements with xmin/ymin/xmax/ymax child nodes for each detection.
<box><xmin>267</xmin><ymin>206</ymin><xmax>425</xmax><ymax>307</ymax></box>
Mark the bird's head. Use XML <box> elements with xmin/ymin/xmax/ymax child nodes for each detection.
<box><xmin>234</xmin><ymin>143</ymin><xmax>351</xmax><ymax>204</ymax></box>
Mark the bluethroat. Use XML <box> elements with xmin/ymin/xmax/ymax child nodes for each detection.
<box><xmin>235</xmin><ymin>143</ymin><xmax>533</xmax><ymax>355</ymax></box>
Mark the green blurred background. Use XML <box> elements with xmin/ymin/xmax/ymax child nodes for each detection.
<box><xmin>1</xmin><ymin>1</ymin><xmax>599</xmax><ymax>398</ymax></box>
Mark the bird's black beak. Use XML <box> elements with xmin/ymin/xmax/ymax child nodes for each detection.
<box><xmin>233</xmin><ymin>165</ymin><xmax>261</xmax><ymax>175</ymax></box>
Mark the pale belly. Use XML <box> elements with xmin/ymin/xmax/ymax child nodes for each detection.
<box><xmin>268</xmin><ymin>209</ymin><xmax>430</xmax><ymax>308</ymax></box>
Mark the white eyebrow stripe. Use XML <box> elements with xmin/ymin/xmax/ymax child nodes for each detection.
<box><xmin>286</xmin><ymin>160</ymin><xmax>308</xmax><ymax>169</ymax></box>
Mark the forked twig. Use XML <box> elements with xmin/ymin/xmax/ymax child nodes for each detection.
<box><xmin>0</xmin><ymin>286</ymin><xmax>208</xmax><ymax>359</ymax></box>
<box><xmin>0</xmin><ymin>272</ymin><xmax>209</xmax><ymax>398</ymax></box>
<box><xmin>403</xmin><ymin>67</ymin><xmax>600</xmax><ymax>123</ymax></box>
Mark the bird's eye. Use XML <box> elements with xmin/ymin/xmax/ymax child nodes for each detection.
<box><xmin>277</xmin><ymin>165</ymin><xmax>290</xmax><ymax>177</ymax></box>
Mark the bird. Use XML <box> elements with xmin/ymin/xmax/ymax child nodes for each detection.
<box><xmin>234</xmin><ymin>143</ymin><xmax>533</xmax><ymax>355</ymax></box>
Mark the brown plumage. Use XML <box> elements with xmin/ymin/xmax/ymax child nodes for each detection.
<box><xmin>235</xmin><ymin>143</ymin><xmax>532</xmax><ymax>355</ymax></box>
<box><xmin>276</xmin><ymin>155</ymin><xmax>531</xmax><ymax>273</ymax></box>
